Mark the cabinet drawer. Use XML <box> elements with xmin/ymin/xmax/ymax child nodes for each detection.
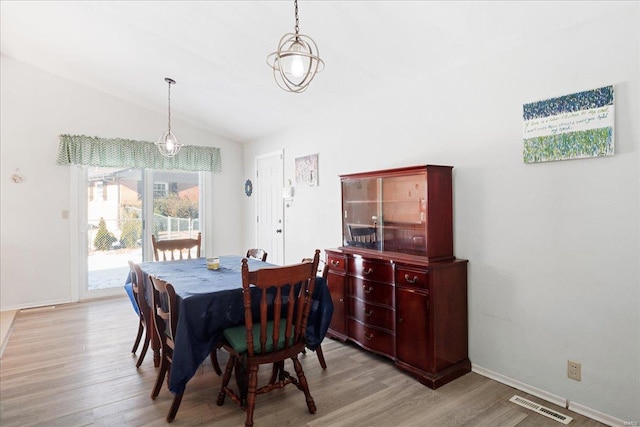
<box><xmin>348</xmin><ymin>257</ymin><xmax>393</xmax><ymax>283</ymax></box>
<box><xmin>347</xmin><ymin>319</ymin><xmax>394</xmax><ymax>357</ymax></box>
<box><xmin>347</xmin><ymin>297</ymin><xmax>394</xmax><ymax>331</ymax></box>
<box><xmin>396</xmin><ymin>266</ymin><xmax>429</xmax><ymax>290</ymax></box>
<box><xmin>348</xmin><ymin>277</ymin><xmax>394</xmax><ymax>307</ymax></box>
<box><xmin>326</xmin><ymin>253</ymin><xmax>346</xmax><ymax>272</ymax></box>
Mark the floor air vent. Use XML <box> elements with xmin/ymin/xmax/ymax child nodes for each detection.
<box><xmin>509</xmin><ymin>395</ymin><xmax>573</xmax><ymax>425</ymax></box>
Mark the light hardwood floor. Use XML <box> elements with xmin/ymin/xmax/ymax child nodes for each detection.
<box><xmin>0</xmin><ymin>297</ymin><xmax>605</xmax><ymax>427</ymax></box>
<box><xmin>0</xmin><ymin>309</ymin><xmax>18</xmax><ymax>357</ymax></box>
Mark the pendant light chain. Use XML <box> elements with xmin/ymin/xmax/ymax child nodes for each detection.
<box><xmin>294</xmin><ymin>0</ymin><xmax>300</xmax><ymax>37</ymax></box>
<box><xmin>167</xmin><ymin>79</ymin><xmax>172</xmax><ymax>133</ymax></box>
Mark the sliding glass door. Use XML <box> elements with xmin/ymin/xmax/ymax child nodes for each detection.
<box><xmin>152</xmin><ymin>170</ymin><xmax>201</xmax><ymax>244</ymax></box>
<box><xmin>81</xmin><ymin>167</ymin><xmax>201</xmax><ymax>299</ymax></box>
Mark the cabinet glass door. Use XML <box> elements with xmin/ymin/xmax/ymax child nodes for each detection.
<box><xmin>342</xmin><ymin>177</ymin><xmax>382</xmax><ymax>250</ymax></box>
<box><xmin>380</xmin><ymin>173</ymin><xmax>427</xmax><ymax>256</ymax></box>
<box><xmin>342</xmin><ymin>173</ymin><xmax>428</xmax><ymax>256</ymax></box>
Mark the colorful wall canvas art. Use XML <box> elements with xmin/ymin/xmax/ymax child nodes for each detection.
<box><xmin>522</xmin><ymin>85</ymin><xmax>614</xmax><ymax>163</ymax></box>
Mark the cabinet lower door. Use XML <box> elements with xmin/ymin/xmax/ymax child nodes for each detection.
<box><xmin>326</xmin><ymin>271</ymin><xmax>347</xmax><ymax>337</ymax></box>
<box><xmin>396</xmin><ymin>287</ymin><xmax>431</xmax><ymax>372</ymax></box>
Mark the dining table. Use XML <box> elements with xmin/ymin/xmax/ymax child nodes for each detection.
<box><xmin>123</xmin><ymin>255</ymin><xmax>333</xmax><ymax>395</ymax></box>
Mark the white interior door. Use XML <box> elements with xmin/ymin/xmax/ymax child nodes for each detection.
<box><xmin>255</xmin><ymin>151</ymin><xmax>284</xmax><ymax>265</ymax></box>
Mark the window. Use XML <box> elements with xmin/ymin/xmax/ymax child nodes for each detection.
<box><xmin>154</xmin><ymin>182</ymin><xmax>168</xmax><ymax>198</ymax></box>
<box><xmin>95</xmin><ymin>181</ymin><xmax>105</xmax><ymax>200</ymax></box>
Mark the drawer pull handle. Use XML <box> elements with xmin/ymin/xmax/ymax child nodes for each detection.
<box><xmin>330</xmin><ymin>259</ymin><xmax>341</xmax><ymax>267</ymax></box>
<box><xmin>363</xmin><ymin>267</ymin><xmax>373</xmax><ymax>275</ymax></box>
<box><xmin>363</xmin><ymin>286</ymin><xmax>373</xmax><ymax>294</ymax></box>
<box><xmin>365</xmin><ymin>310</ymin><xmax>373</xmax><ymax>317</ymax></box>
<box><xmin>404</xmin><ymin>274</ymin><xmax>419</xmax><ymax>284</ymax></box>
<box><xmin>365</xmin><ymin>333</ymin><xmax>374</xmax><ymax>340</ymax></box>
<box><xmin>339</xmin><ymin>298</ymin><xmax>344</xmax><ymax>303</ymax></box>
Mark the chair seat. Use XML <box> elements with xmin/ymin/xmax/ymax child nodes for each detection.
<box><xmin>223</xmin><ymin>320</ymin><xmax>294</xmax><ymax>354</ymax></box>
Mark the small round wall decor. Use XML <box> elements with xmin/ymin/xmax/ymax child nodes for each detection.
<box><xmin>244</xmin><ymin>179</ymin><xmax>253</xmax><ymax>197</ymax></box>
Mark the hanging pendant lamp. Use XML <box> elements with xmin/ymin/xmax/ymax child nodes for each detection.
<box><xmin>267</xmin><ymin>0</ymin><xmax>324</xmax><ymax>93</ymax></box>
<box><xmin>156</xmin><ymin>77</ymin><xmax>183</xmax><ymax>157</ymax></box>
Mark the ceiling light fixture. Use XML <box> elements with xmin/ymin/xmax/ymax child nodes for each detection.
<box><xmin>267</xmin><ymin>0</ymin><xmax>324</xmax><ymax>93</ymax></box>
<box><xmin>156</xmin><ymin>77</ymin><xmax>183</xmax><ymax>157</ymax></box>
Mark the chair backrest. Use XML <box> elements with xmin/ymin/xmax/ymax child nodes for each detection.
<box><xmin>246</xmin><ymin>248</ymin><xmax>268</xmax><ymax>262</ymax></box>
<box><xmin>152</xmin><ymin>232</ymin><xmax>201</xmax><ymax>261</ymax></box>
<box><xmin>241</xmin><ymin>249</ymin><xmax>320</xmax><ymax>357</ymax></box>
<box><xmin>149</xmin><ymin>275</ymin><xmax>178</xmax><ymax>347</ymax></box>
<box><xmin>348</xmin><ymin>225</ymin><xmax>377</xmax><ymax>248</ymax></box>
<box><xmin>128</xmin><ymin>260</ymin><xmax>152</xmax><ymax>324</ymax></box>
<box><xmin>302</xmin><ymin>257</ymin><xmax>326</xmax><ymax>278</ymax></box>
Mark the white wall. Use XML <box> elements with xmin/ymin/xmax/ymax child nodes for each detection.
<box><xmin>243</xmin><ymin>5</ymin><xmax>639</xmax><ymax>423</ymax></box>
<box><xmin>0</xmin><ymin>56</ymin><xmax>245</xmax><ymax>310</ymax></box>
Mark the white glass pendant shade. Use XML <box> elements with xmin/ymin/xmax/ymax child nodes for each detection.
<box><xmin>267</xmin><ymin>33</ymin><xmax>324</xmax><ymax>93</ymax></box>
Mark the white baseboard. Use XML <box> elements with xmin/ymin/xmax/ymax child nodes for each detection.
<box><xmin>472</xmin><ymin>364</ymin><xmax>628</xmax><ymax>427</ymax></box>
<box><xmin>0</xmin><ymin>310</ymin><xmax>18</xmax><ymax>359</ymax></box>
<box><xmin>568</xmin><ymin>401</ymin><xmax>629</xmax><ymax>427</ymax></box>
<box><xmin>472</xmin><ymin>364</ymin><xmax>566</xmax><ymax>407</ymax></box>
<box><xmin>0</xmin><ymin>298</ymin><xmax>70</xmax><ymax>312</ymax></box>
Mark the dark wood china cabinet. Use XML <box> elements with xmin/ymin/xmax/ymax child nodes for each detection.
<box><xmin>325</xmin><ymin>165</ymin><xmax>470</xmax><ymax>389</ymax></box>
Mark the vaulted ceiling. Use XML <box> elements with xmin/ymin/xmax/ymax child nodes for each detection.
<box><xmin>0</xmin><ymin>1</ymin><xmax>623</xmax><ymax>143</ymax></box>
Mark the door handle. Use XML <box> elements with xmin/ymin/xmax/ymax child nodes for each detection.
<box><xmin>276</xmin><ymin>229</ymin><xmax>283</xmax><ymax>233</ymax></box>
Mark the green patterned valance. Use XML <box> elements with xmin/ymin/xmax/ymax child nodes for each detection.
<box><xmin>56</xmin><ymin>134</ymin><xmax>222</xmax><ymax>172</ymax></box>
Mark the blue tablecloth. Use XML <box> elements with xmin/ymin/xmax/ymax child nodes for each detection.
<box><xmin>124</xmin><ymin>255</ymin><xmax>333</xmax><ymax>395</ymax></box>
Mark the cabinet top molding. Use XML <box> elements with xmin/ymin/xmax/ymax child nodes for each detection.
<box><xmin>339</xmin><ymin>164</ymin><xmax>453</xmax><ymax>180</ymax></box>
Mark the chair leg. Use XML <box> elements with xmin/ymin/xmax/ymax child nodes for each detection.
<box><xmin>210</xmin><ymin>349</ymin><xmax>222</xmax><ymax>375</ymax></box>
<box><xmin>276</xmin><ymin>360</ymin><xmax>287</xmax><ymax>383</ymax></box>
<box><xmin>268</xmin><ymin>361</ymin><xmax>280</xmax><ymax>385</ymax></box>
<box><xmin>166</xmin><ymin>392</ymin><xmax>184</xmax><ymax>423</ymax></box>
<box><xmin>315</xmin><ymin>344</ymin><xmax>327</xmax><ymax>370</ymax></box>
<box><xmin>217</xmin><ymin>355</ymin><xmax>236</xmax><ymax>406</ymax></box>
<box><xmin>151</xmin><ymin>361</ymin><xmax>169</xmax><ymax>399</ymax></box>
<box><xmin>136</xmin><ymin>332</ymin><xmax>150</xmax><ymax>368</ymax></box>
<box><xmin>292</xmin><ymin>356</ymin><xmax>316</xmax><ymax>414</ymax></box>
<box><xmin>244</xmin><ymin>363</ymin><xmax>259</xmax><ymax>427</ymax></box>
<box><xmin>131</xmin><ymin>320</ymin><xmax>144</xmax><ymax>353</ymax></box>
<box><xmin>235</xmin><ymin>356</ymin><xmax>248</xmax><ymax>406</ymax></box>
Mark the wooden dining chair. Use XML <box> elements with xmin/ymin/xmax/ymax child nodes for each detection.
<box><xmin>128</xmin><ymin>261</ymin><xmax>152</xmax><ymax>368</ymax></box>
<box><xmin>301</xmin><ymin>258</ymin><xmax>328</xmax><ymax>370</ymax></box>
<box><xmin>245</xmin><ymin>248</ymin><xmax>267</xmax><ymax>262</ymax></box>
<box><xmin>149</xmin><ymin>275</ymin><xmax>221</xmax><ymax>422</ymax></box>
<box><xmin>348</xmin><ymin>225</ymin><xmax>378</xmax><ymax>248</ymax></box>
<box><xmin>217</xmin><ymin>250</ymin><xmax>320</xmax><ymax>427</ymax></box>
<box><xmin>152</xmin><ymin>232</ymin><xmax>201</xmax><ymax>261</ymax></box>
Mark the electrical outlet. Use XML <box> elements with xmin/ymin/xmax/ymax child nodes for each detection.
<box><xmin>568</xmin><ymin>360</ymin><xmax>581</xmax><ymax>381</ymax></box>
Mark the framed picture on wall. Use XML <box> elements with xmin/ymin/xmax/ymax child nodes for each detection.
<box><xmin>295</xmin><ymin>153</ymin><xmax>319</xmax><ymax>186</ymax></box>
